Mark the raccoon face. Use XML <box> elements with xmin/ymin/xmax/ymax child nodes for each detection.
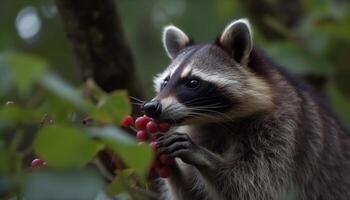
<box><xmin>143</xmin><ymin>19</ymin><xmax>274</xmax><ymax>125</ymax></box>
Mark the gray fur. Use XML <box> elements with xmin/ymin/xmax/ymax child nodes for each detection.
<box><xmin>150</xmin><ymin>19</ymin><xmax>350</xmax><ymax>200</ymax></box>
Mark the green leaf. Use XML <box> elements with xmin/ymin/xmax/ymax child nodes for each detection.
<box><xmin>6</xmin><ymin>52</ymin><xmax>48</xmax><ymax>96</ymax></box>
<box><xmin>40</xmin><ymin>73</ymin><xmax>87</xmax><ymax>110</ymax></box>
<box><xmin>24</xmin><ymin>170</ymin><xmax>104</xmax><ymax>200</ymax></box>
<box><xmin>40</xmin><ymin>93</ymin><xmax>77</xmax><ymax>123</ymax></box>
<box><xmin>107</xmin><ymin>179</ymin><xmax>126</xmax><ymax>196</ymax></box>
<box><xmin>87</xmin><ymin>126</ymin><xmax>152</xmax><ymax>183</ymax></box>
<box><xmin>0</xmin><ymin>106</ymin><xmax>43</xmax><ymax>124</ymax></box>
<box><xmin>34</xmin><ymin>125</ymin><xmax>103</xmax><ymax>169</ymax></box>
<box><xmin>91</xmin><ymin>90</ymin><xmax>131</xmax><ymax>124</ymax></box>
<box><xmin>107</xmin><ymin>143</ymin><xmax>152</xmax><ymax>184</ymax></box>
<box><xmin>87</xmin><ymin>126</ymin><xmax>135</xmax><ymax>145</ymax></box>
<box><xmin>107</xmin><ymin>169</ymin><xmax>137</xmax><ymax>196</ymax></box>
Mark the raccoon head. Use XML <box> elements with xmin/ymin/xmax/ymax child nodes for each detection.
<box><xmin>143</xmin><ymin>18</ymin><xmax>274</xmax><ymax>125</ymax></box>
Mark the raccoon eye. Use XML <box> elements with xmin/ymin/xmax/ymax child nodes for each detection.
<box><xmin>161</xmin><ymin>80</ymin><xmax>168</xmax><ymax>89</ymax></box>
<box><xmin>185</xmin><ymin>79</ymin><xmax>200</xmax><ymax>89</ymax></box>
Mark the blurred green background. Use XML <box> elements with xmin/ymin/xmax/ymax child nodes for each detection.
<box><xmin>0</xmin><ymin>0</ymin><xmax>349</xmax><ymax>122</ymax></box>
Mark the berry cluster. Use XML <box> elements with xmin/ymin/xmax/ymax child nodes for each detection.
<box><xmin>122</xmin><ymin>115</ymin><xmax>174</xmax><ymax>178</ymax></box>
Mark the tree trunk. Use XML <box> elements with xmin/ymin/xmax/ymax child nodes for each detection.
<box><xmin>54</xmin><ymin>0</ymin><xmax>144</xmax><ymax>175</ymax></box>
<box><xmin>54</xmin><ymin>0</ymin><xmax>143</xmax><ymax>100</ymax></box>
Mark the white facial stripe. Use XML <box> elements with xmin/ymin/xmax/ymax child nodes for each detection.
<box><xmin>180</xmin><ymin>64</ymin><xmax>192</xmax><ymax>78</ymax></box>
<box><xmin>170</xmin><ymin>65</ymin><xmax>178</xmax><ymax>77</ymax></box>
<box><xmin>169</xmin><ymin>50</ymin><xmax>195</xmax><ymax>77</ymax></box>
<box><xmin>153</xmin><ymin>49</ymin><xmax>198</xmax><ymax>93</ymax></box>
<box><xmin>192</xmin><ymin>69</ymin><xmax>239</xmax><ymax>86</ymax></box>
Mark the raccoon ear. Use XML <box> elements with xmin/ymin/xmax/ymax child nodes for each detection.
<box><xmin>219</xmin><ymin>18</ymin><xmax>253</xmax><ymax>64</ymax></box>
<box><xmin>162</xmin><ymin>25</ymin><xmax>191</xmax><ymax>59</ymax></box>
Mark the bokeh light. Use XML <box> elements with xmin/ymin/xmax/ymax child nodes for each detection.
<box><xmin>15</xmin><ymin>6</ymin><xmax>42</xmax><ymax>41</ymax></box>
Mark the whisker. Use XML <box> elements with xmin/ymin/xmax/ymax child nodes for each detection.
<box><xmin>189</xmin><ymin>107</ymin><xmax>234</xmax><ymax>122</ymax></box>
<box><xmin>182</xmin><ymin>95</ymin><xmax>227</xmax><ymax>105</ymax></box>
<box><xmin>129</xmin><ymin>96</ymin><xmax>144</xmax><ymax>103</ymax></box>
<box><xmin>131</xmin><ymin>102</ymin><xmax>143</xmax><ymax>106</ymax></box>
<box><xmin>182</xmin><ymin>97</ymin><xmax>213</xmax><ymax>105</ymax></box>
<box><xmin>189</xmin><ymin>103</ymin><xmax>227</xmax><ymax>109</ymax></box>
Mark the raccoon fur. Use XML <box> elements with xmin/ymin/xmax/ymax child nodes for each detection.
<box><xmin>141</xmin><ymin>18</ymin><xmax>350</xmax><ymax>200</ymax></box>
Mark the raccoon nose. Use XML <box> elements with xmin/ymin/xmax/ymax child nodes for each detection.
<box><xmin>143</xmin><ymin>100</ymin><xmax>162</xmax><ymax>118</ymax></box>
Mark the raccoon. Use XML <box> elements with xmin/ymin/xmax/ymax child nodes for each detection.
<box><xmin>142</xmin><ymin>18</ymin><xmax>350</xmax><ymax>200</ymax></box>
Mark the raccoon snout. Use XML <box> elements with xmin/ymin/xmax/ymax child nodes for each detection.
<box><xmin>143</xmin><ymin>100</ymin><xmax>162</xmax><ymax>118</ymax></box>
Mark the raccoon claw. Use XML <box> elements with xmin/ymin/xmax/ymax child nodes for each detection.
<box><xmin>157</xmin><ymin>132</ymin><xmax>198</xmax><ymax>164</ymax></box>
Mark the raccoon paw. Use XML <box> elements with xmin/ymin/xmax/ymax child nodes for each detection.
<box><xmin>157</xmin><ymin>132</ymin><xmax>199</xmax><ymax>165</ymax></box>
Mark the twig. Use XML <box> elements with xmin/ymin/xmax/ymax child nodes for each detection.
<box><xmin>92</xmin><ymin>157</ymin><xmax>115</xmax><ymax>181</ymax></box>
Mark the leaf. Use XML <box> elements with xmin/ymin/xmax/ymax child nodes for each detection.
<box><xmin>24</xmin><ymin>170</ymin><xmax>104</xmax><ymax>200</ymax></box>
<box><xmin>0</xmin><ymin>106</ymin><xmax>43</xmax><ymax>124</ymax></box>
<box><xmin>40</xmin><ymin>93</ymin><xmax>77</xmax><ymax>123</ymax></box>
<box><xmin>87</xmin><ymin>126</ymin><xmax>135</xmax><ymax>145</ymax></box>
<box><xmin>34</xmin><ymin>125</ymin><xmax>103</xmax><ymax>169</ymax></box>
<box><xmin>40</xmin><ymin>73</ymin><xmax>87</xmax><ymax>110</ymax></box>
<box><xmin>107</xmin><ymin>179</ymin><xmax>126</xmax><ymax>196</ymax></box>
<box><xmin>91</xmin><ymin>91</ymin><xmax>131</xmax><ymax>124</ymax></box>
<box><xmin>87</xmin><ymin>126</ymin><xmax>152</xmax><ymax>183</ymax></box>
<box><xmin>108</xmin><ymin>142</ymin><xmax>152</xmax><ymax>184</ymax></box>
<box><xmin>6</xmin><ymin>52</ymin><xmax>48</xmax><ymax>96</ymax></box>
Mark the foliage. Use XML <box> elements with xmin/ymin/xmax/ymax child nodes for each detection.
<box><xmin>0</xmin><ymin>52</ymin><xmax>152</xmax><ymax>199</ymax></box>
<box><xmin>260</xmin><ymin>0</ymin><xmax>350</xmax><ymax>123</ymax></box>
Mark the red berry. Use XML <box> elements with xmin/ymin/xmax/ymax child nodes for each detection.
<box><xmin>135</xmin><ymin>116</ymin><xmax>151</xmax><ymax>130</ymax></box>
<box><xmin>121</xmin><ymin>115</ymin><xmax>134</xmax><ymax>127</ymax></box>
<box><xmin>159</xmin><ymin>122</ymin><xmax>171</xmax><ymax>132</ymax></box>
<box><xmin>136</xmin><ymin>130</ymin><xmax>149</xmax><ymax>141</ymax></box>
<box><xmin>159</xmin><ymin>154</ymin><xmax>175</xmax><ymax>165</ymax></box>
<box><xmin>146</xmin><ymin>121</ymin><xmax>159</xmax><ymax>133</ymax></box>
<box><xmin>158</xmin><ymin>166</ymin><xmax>172</xmax><ymax>178</ymax></box>
<box><xmin>31</xmin><ymin>158</ymin><xmax>47</xmax><ymax>171</ymax></box>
